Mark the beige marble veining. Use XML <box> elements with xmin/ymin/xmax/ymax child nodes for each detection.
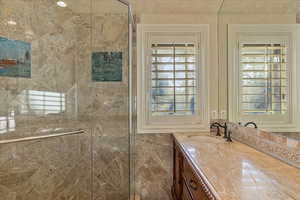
<box><xmin>134</xmin><ymin>134</ymin><xmax>173</xmax><ymax>200</ymax></box>
<box><xmin>228</xmin><ymin>123</ymin><xmax>300</xmax><ymax>168</ymax></box>
<box><xmin>174</xmin><ymin>133</ymin><xmax>300</xmax><ymax>200</ymax></box>
<box><xmin>0</xmin><ymin>128</ymin><xmax>92</xmax><ymax>200</ymax></box>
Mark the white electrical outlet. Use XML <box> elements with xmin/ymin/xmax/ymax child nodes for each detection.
<box><xmin>211</xmin><ymin>110</ymin><xmax>218</xmax><ymax>119</ymax></box>
<box><xmin>220</xmin><ymin>110</ymin><xmax>227</xmax><ymax>119</ymax></box>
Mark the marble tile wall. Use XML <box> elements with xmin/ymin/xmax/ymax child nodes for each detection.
<box><xmin>0</xmin><ymin>128</ymin><xmax>92</xmax><ymax>200</ymax></box>
<box><xmin>228</xmin><ymin>123</ymin><xmax>300</xmax><ymax>169</ymax></box>
<box><xmin>0</xmin><ymin>0</ymin><xmax>81</xmax><ymax>138</ymax></box>
<box><xmin>210</xmin><ymin>120</ymin><xmax>300</xmax><ymax>168</ymax></box>
<box><xmin>91</xmin><ymin>117</ymin><xmax>130</xmax><ymax>200</ymax></box>
<box><xmin>134</xmin><ymin>134</ymin><xmax>173</xmax><ymax>200</ymax></box>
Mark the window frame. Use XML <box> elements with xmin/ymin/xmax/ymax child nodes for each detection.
<box><xmin>228</xmin><ymin>24</ymin><xmax>300</xmax><ymax>132</ymax></box>
<box><xmin>137</xmin><ymin>24</ymin><xmax>210</xmax><ymax>134</ymax></box>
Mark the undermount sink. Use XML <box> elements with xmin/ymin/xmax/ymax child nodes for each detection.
<box><xmin>187</xmin><ymin>134</ymin><xmax>224</xmax><ymax>144</ymax></box>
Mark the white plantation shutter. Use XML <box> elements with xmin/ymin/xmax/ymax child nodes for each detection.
<box><xmin>240</xmin><ymin>43</ymin><xmax>288</xmax><ymax>115</ymax></box>
<box><xmin>151</xmin><ymin>43</ymin><xmax>196</xmax><ymax>116</ymax></box>
<box><xmin>137</xmin><ymin>24</ymin><xmax>210</xmax><ymax>133</ymax></box>
<box><xmin>19</xmin><ymin>90</ymin><xmax>66</xmax><ymax>115</ymax></box>
<box><xmin>228</xmin><ymin>24</ymin><xmax>300</xmax><ymax>132</ymax></box>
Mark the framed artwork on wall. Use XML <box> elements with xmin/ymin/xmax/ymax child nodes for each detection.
<box><xmin>91</xmin><ymin>52</ymin><xmax>122</xmax><ymax>82</ymax></box>
<box><xmin>0</xmin><ymin>37</ymin><xmax>31</xmax><ymax>78</ymax></box>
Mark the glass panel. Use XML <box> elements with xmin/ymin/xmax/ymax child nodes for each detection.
<box><xmin>154</xmin><ymin>96</ymin><xmax>175</xmax><ymax>103</ymax></box>
<box><xmin>155</xmin><ymin>56</ymin><xmax>173</xmax><ymax>62</ymax></box>
<box><xmin>0</xmin><ymin>0</ymin><xmax>131</xmax><ymax>199</ymax></box>
<box><xmin>242</xmin><ymin>102</ymin><xmax>268</xmax><ymax>110</ymax></box>
<box><xmin>242</xmin><ymin>79</ymin><xmax>267</xmax><ymax>87</ymax></box>
<box><xmin>272</xmin><ymin>63</ymin><xmax>287</xmax><ymax>70</ymax></box>
<box><xmin>152</xmin><ymin>88</ymin><xmax>174</xmax><ymax>95</ymax></box>
<box><xmin>175</xmin><ymin>87</ymin><xmax>195</xmax><ymax>95</ymax></box>
<box><xmin>241</xmin><ymin>47</ymin><xmax>266</xmax><ymax>55</ymax></box>
<box><xmin>176</xmin><ymin>103</ymin><xmax>194</xmax><ymax>110</ymax></box>
<box><xmin>152</xmin><ymin>103</ymin><xmax>175</xmax><ymax>111</ymax></box>
<box><xmin>152</xmin><ymin>72</ymin><xmax>174</xmax><ymax>79</ymax></box>
<box><xmin>175</xmin><ymin>80</ymin><xmax>195</xmax><ymax>86</ymax></box>
<box><xmin>242</xmin><ymin>87</ymin><xmax>267</xmax><ymax>95</ymax></box>
<box><xmin>273</xmin><ymin>94</ymin><xmax>283</xmax><ymax>102</ymax></box>
<box><xmin>242</xmin><ymin>95</ymin><xmax>266</xmax><ymax>103</ymax></box>
<box><xmin>272</xmin><ymin>79</ymin><xmax>287</xmax><ymax>87</ymax></box>
<box><xmin>187</xmin><ymin>64</ymin><xmax>196</xmax><ymax>70</ymax></box>
<box><xmin>151</xmin><ymin>80</ymin><xmax>195</xmax><ymax>87</ymax></box>
<box><xmin>241</xmin><ymin>63</ymin><xmax>266</xmax><ymax>70</ymax></box>
<box><xmin>241</xmin><ymin>55</ymin><xmax>266</xmax><ymax>62</ymax></box>
<box><xmin>271</xmin><ymin>71</ymin><xmax>287</xmax><ymax>78</ymax></box>
<box><xmin>272</xmin><ymin>87</ymin><xmax>287</xmax><ymax>95</ymax></box>
<box><xmin>152</xmin><ymin>64</ymin><xmax>174</xmax><ymax>71</ymax></box>
<box><xmin>175</xmin><ymin>95</ymin><xmax>195</xmax><ymax>103</ymax></box>
<box><xmin>175</xmin><ymin>56</ymin><xmax>186</xmax><ymax>62</ymax></box>
<box><xmin>242</xmin><ymin>72</ymin><xmax>268</xmax><ymax>79</ymax></box>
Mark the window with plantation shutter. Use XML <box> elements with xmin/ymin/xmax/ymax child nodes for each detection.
<box><xmin>240</xmin><ymin>43</ymin><xmax>288</xmax><ymax>115</ymax></box>
<box><xmin>137</xmin><ymin>24</ymin><xmax>210</xmax><ymax>133</ymax></box>
<box><xmin>151</xmin><ymin>43</ymin><xmax>196</xmax><ymax>116</ymax></box>
<box><xmin>19</xmin><ymin>90</ymin><xmax>66</xmax><ymax>115</ymax></box>
<box><xmin>228</xmin><ymin>24</ymin><xmax>300</xmax><ymax>132</ymax></box>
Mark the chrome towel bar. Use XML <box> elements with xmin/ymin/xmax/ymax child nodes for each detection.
<box><xmin>0</xmin><ymin>129</ymin><xmax>85</xmax><ymax>145</ymax></box>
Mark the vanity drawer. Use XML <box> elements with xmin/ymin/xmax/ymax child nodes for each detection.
<box><xmin>183</xmin><ymin>159</ymin><xmax>209</xmax><ymax>200</ymax></box>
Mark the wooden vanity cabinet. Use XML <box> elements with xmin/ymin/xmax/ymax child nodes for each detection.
<box><xmin>182</xmin><ymin>182</ymin><xmax>193</xmax><ymax>200</ymax></box>
<box><xmin>172</xmin><ymin>139</ymin><xmax>216</xmax><ymax>200</ymax></box>
<box><xmin>173</xmin><ymin>140</ymin><xmax>184</xmax><ymax>200</ymax></box>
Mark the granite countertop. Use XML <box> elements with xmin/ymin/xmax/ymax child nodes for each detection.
<box><xmin>173</xmin><ymin>133</ymin><xmax>300</xmax><ymax>200</ymax></box>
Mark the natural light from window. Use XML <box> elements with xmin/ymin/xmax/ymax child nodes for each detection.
<box><xmin>0</xmin><ymin>111</ymin><xmax>15</xmax><ymax>134</ymax></box>
<box><xmin>240</xmin><ymin>43</ymin><xmax>287</xmax><ymax>115</ymax></box>
<box><xmin>19</xmin><ymin>90</ymin><xmax>66</xmax><ymax>115</ymax></box>
<box><xmin>151</xmin><ymin>43</ymin><xmax>196</xmax><ymax>116</ymax></box>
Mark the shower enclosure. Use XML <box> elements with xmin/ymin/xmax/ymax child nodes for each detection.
<box><xmin>0</xmin><ymin>0</ymin><xmax>133</xmax><ymax>199</ymax></box>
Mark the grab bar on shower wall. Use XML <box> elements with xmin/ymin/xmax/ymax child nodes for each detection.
<box><xmin>0</xmin><ymin>129</ymin><xmax>85</xmax><ymax>145</ymax></box>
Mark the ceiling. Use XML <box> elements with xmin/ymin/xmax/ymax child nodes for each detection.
<box><xmin>65</xmin><ymin>0</ymin><xmax>128</xmax><ymax>14</ymax></box>
<box><xmin>219</xmin><ymin>0</ymin><xmax>300</xmax><ymax>14</ymax></box>
<box><xmin>63</xmin><ymin>0</ymin><xmax>300</xmax><ymax>17</ymax></box>
<box><xmin>129</xmin><ymin>0</ymin><xmax>224</xmax><ymax>15</ymax></box>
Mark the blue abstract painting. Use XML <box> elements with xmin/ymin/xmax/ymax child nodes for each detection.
<box><xmin>92</xmin><ymin>52</ymin><xmax>122</xmax><ymax>82</ymax></box>
<box><xmin>0</xmin><ymin>37</ymin><xmax>31</xmax><ymax>78</ymax></box>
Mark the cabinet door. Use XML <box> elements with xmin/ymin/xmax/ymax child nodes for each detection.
<box><xmin>182</xmin><ymin>182</ymin><xmax>193</xmax><ymax>200</ymax></box>
<box><xmin>183</xmin><ymin>159</ymin><xmax>209</xmax><ymax>200</ymax></box>
<box><xmin>173</xmin><ymin>141</ymin><xmax>183</xmax><ymax>199</ymax></box>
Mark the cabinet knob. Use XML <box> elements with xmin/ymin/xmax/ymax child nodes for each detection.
<box><xmin>189</xmin><ymin>179</ymin><xmax>198</xmax><ymax>190</ymax></box>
